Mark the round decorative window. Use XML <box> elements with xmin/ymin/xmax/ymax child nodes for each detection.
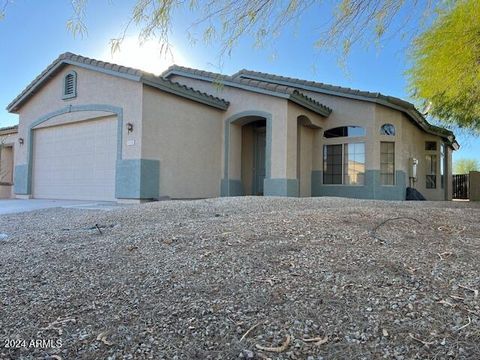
<box><xmin>380</xmin><ymin>123</ymin><xmax>395</xmax><ymax>136</ymax></box>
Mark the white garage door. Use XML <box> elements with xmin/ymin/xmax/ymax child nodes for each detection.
<box><xmin>32</xmin><ymin>117</ymin><xmax>117</xmax><ymax>201</ymax></box>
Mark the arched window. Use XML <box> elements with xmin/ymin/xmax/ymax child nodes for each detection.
<box><xmin>380</xmin><ymin>123</ymin><xmax>395</xmax><ymax>136</ymax></box>
<box><xmin>63</xmin><ymin>71</ymin><xmax>77</xmax><ymax>99</ymax></box>
<box><xmin>324</xmin><ymin>126</ymin><xmax>365</xmax><ymax>138</ymax></box>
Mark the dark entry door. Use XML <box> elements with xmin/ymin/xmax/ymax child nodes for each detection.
<box><xmin>253</xmin><ymin>128</ymin><xmax>266</xmax><ymax>195</ymax></box>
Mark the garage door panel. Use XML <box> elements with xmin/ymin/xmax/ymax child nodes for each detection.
<box><xmin>32</xmin><ymin>117</ymin><xmax>117</xmax><ymax>201</ymax></box>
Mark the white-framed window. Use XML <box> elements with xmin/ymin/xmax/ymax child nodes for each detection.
<box><xmin>380</xmin><ymin>123</ymin><xmax>395</xmax><ymax>136</ymax></box>
<box><xmin>323</xmin><ymin>143</ymin><xmax>365</xmax><ymax>185</ymax></box>
<box><xmin>63</xmin><ymin>70</ymin><xmax>77</xmax><ymax>99</ymax></box>
<box><xmin>380</xmin><ymin>142</ymin><xmax>395</xmax><ymax>185</ymax></box>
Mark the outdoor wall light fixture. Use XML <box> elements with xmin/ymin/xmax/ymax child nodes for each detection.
<box><xmin>18</xmin><ymin>137</ymin><xmax>24</xmax><ymax>145</ymax></box>
<box><xmin>127</xmin><ymin>123</ymin><xmax>134</xmax><ymax>133</ymax></box>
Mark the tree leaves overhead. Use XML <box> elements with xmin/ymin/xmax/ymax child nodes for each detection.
<box><xmin>408</xmin><ymin>0</ymin><xmax>480</xmax><ymax>131</ymax></box>
<box><xmin>65</xmin><ymin>0</ymin><xmax>436</xmax><ymax>59</ymax></box>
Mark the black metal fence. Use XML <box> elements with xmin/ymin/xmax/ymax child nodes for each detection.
<box><xmin>453</xmin><ymin>174</ymin><xmax>469</xmax><ymax>199</ymax></box>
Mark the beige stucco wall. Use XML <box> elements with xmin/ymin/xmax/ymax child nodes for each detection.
<box><xmin>169</xmin><ymin>75</ymin><xmax>455</xmax><ymax>200</ymax></box>
<box><xmin>297</xmin><ymin>124</ymin><xmax>314</xmax><ymax>197</ymax></box>
<box><xmin>470</xmin><ymin>172</ymin><xmax>480</xmax><ymax>201</ymax></box>
<box><xmin>303</xmin><ymin>90</ymin><xmax>451</xmax><ymax>200</ymax></box>
<box><xmin>14</xmin><ymin>64</ymin><xmax>144</xmax><ymax>172</ymax></box>
<box><xmin>169</xmin><ymin>76</ymin><xmax>331</xmax><ymax>184</ymax></box>
<box><xmin>302</xmin><ymin>93</ymin><xmax>377</xmax><ymax>172</ymax></box>
<box><xmin>141</xmin><ymin>85</ymin><xmax>224</xmax><ymax>198</ymax></box>
<box><xmin>0</xmin><ymin>145</ymin><xmax>14</xmax><ymax>198</ymax></box>
<box><xmin>0</xmin><ymin>131</ymin><xmax>17</xmax><ymax>198</ymax></box>
<box><xmin>397</xmin><ymin>109</ymin><xmax>449</xmax><ymax>201</ymax></box>
<box><xmin>168</xmin><ymin>76</ymin><xmax>291</xmax><ymax>179</ymax></box>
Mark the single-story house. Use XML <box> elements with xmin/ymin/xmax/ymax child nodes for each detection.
<box><xmin>4</xmin><ymin>52</ymin><xmax>458</xmax><ymax>201</ymax></box>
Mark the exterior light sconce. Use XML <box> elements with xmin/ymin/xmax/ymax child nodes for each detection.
<box><xmin>18</xmin><ymin>137</ymin><xmax>24</xmax><ymax>145</ymax></box>
<box><xmin>127</xmin><ymin>123</ymin><xmax>134</xmax><ymax>133</ymax></box>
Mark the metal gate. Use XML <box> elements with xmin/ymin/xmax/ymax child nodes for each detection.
<box><xmin>453</xmin><ymin>174</ymin><xmax>469</xmax><ymax>199</ymax></box>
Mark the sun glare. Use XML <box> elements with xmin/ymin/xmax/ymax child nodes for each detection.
<box><xmin>101</xmin><ymin>36</ymin><xmax>189</xmax><ymax>75</ymax></box>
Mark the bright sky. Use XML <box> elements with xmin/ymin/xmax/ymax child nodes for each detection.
<box><xmin>0</xmin><ymin>0</ymin><xmax>478</xmax><ymax>164</ymax></box>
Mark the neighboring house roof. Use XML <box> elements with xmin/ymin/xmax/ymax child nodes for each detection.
<box><xmin>233</xmin><ymin>69</ymin><xmax>459</xmax><ymax>149</ymax></box>
<box><xmin>7</xmin><ymin>53</ymin><xmax>230</xmax><ymax>113</ymax></box>
<box><xmin>162</xmin><ymin>65</ymin><xmax>332</xmax><ymax>117</ymax></box>
<box><xmin>0</xmin><ymin>125</ymin><xmax>18</xmax><ymax>136</ymax></box>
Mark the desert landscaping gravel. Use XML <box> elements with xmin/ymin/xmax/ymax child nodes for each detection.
<box><xmin>0</xmin><ymin>196</ymin><xmax>479</xmax><ymax>359</ymax></box>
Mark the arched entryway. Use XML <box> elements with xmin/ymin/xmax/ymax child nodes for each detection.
<box><xmin>221</xmin><ymin>111</ymin><xmax>272</xmax><ymax>196</ymax></box>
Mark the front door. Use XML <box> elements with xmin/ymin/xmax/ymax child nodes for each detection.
<box><xmin>253</xmin><ymin>127</ymin><xmax>266</xmax><ymax>195</ymax></box>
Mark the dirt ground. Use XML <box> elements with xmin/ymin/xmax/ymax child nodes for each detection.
<box><xmin>0</xmin><ymin>197</ymin><xmax>479</xmax><ymax>360</ymax></box>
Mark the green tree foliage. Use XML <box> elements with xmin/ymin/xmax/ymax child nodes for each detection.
<box><xmin>409</xmin><ymin>0</ymin><xmax>480</xmax><ymax>131</ymax></box>
<box><xmin>453</xmin><ymin>158</ymin><xmax>479</xmax><ymax>174</ymax></box>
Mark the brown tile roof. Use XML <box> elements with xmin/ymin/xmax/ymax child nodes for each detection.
<box><xmin>7</xmin><ymin>53</ymin><xmax>229</xmax><ymax>113</ymax></box>
<box><xmin>163</xmin><ymin>65</ymin><xmax>332</xmax><ymax>117</ymax></box>
<box><xmin>233</xmin><ymin>69</ymin><xmax>457</xmax><ymax>147</ymax></box>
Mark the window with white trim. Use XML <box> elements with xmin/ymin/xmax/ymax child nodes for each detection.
<box><xmin>63</xmin><ymin>71</ymin><xmax>77</xmax><ymax>99</ymax></box>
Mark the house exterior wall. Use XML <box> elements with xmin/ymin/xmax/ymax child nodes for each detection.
<box><xmin>141</xmin><ymin>85</ymin><xmax>224</xmax><ymax>198</ymax></box>
<box><xmin>170</xmin><ymin>75</ymin><xmax>453</xmax><ymax>200</ymax></box>
<box><xmin>12</xmin><ymin>65</ymin><xmax>144</xmax><ymax>199</ymax></box>
<box><xmin>169</xmin><ymin>75</ymin><xmax>331</xmax><ymax>197</ymax></box>
<box><xmin>0</xmin><ymin>131</ymin><xmax>17</xmax><ymax>198</ymax></box>
<box><xmin>470</xmin><ymin>172</ymin><xmax>480</xmax><ymax>201</ymax></box>
<box><xmin>297</xmin><ymin>124</ymin><xmax>314</xmax><ymax>197</ymax></box>
<box><xmin>301</xmin><ymin>91</ymin><xmax>450</xmax><ymax>201</ymax></box>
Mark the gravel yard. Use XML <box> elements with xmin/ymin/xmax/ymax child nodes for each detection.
<box><xmin>0</xmin><ymin>197</ymin><xmax>479</xmax><ymax>360</ymax></box>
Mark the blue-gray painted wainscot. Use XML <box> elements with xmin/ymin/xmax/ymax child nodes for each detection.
<box><xmin>13</xmin><ymin>164</ymin><xmax>29</xmax><ymax>194</ymax></box>
<box><xmin>311</xmin><ymin>170</ymin><xmax>406</xmax><ymax>200</ymax></box>
<box><xmin>264</xmin><ymin>178</ymin><xmax>299</xmax><ymax>197</ymax></box>
<box><xmin>220</xmin><ymin>179</ymin><xmax>243</xmax><ymax>197</ymax></box>
<box><xmin>115</xmin><ymin>159</ymin><xmax>160</xmax><ymax>199</ymax></box>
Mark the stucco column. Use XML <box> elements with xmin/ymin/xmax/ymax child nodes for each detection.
<box><xmin>264</xmin><ymin>112</ymin><xmax>299</xmax><ymax>196</ymax></box>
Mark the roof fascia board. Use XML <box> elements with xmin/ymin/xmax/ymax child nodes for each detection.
<box><xmin>142</xmin><ymin>79</ymin><xmax>229</xmax><ymax>110</ymax></box>
<box><xmin>164</xmin><ymin>70</ymin><xmax>292</xmax><ymax>100</ymax></box>
<box><xmin>238</xmin><ymin>74</ymin><xmax>379</xmax><ymax>103</ymax></box>
<box><xmin>168</xmin><ymin>69</ymin><xmax>335</xmax><ymax>118</ymax></box>
<box><xmin>7</xmin><ymin>61</ymin><xmax>65</xmax><ymax>112</ymax></box>
<box><xmin>64</xmin><ymin>60</ymin><xmax>142</xmax><ymax>82</ymax></box>
<box><xmin>166</xmin><ymin>70</ymin><xmax>336</xmax><ymax>116</ymax></box>
<box><xmin>289</xmin><ymin>93</ymin><xmax>331</xmax><ymax>117</ymax></box>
